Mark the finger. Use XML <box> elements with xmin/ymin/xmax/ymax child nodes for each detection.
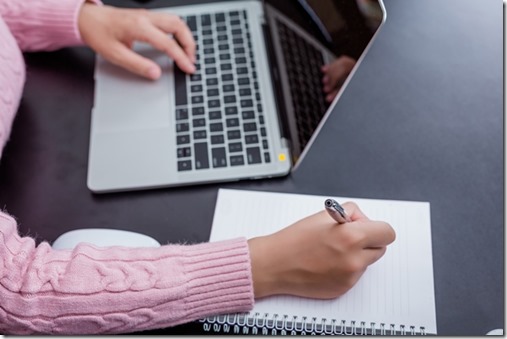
<box><xmin>361</xmin><ymin>246</ymin><xmax>388</xmax><ymax>266</ymax></box>
<box><xmin>132</xmin><ymin>20</ymin><xmax>196</xmax><ymax>73</ymax></box>
<box><xmin>102</xmin><ymin>42</ymin><xmax>162</xmax><ymax>80</ymax></box>
<box><xmin>149</xmin><ymin>12</ymin><xmax>197</xmax><ymax>63</ymax></box>
<box><xmin>325</xmin><ymin>89</ymin><xmax>338</xmax><ymax>102</ymax></box>
<box><xmin>353</xmin><ymin>220</ymin><xmax>396</xmax><ymax>248</ymax></box>
<box><xmin>326</xmin><ymin>56</ymin><xmax>355</xmax><ymax>87</ymax></box>
<box><xmin>341</xmin><ymin>201</ymin><xmax>369</xmax><ymax>221</ymax></box>
<box><xmin>326</xmin><ymin>65</ymin><xmax>349</xmax><ymax>89</ymax></box>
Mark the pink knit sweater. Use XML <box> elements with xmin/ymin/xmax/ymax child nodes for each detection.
<box><xmin>0</xmin><ymin>0</ymin><xmax>254</xmax><ymax>334</ymax></box>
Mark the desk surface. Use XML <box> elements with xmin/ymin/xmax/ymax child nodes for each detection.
<box><xmin>0</xmin><ymin>0</ymin><xmax>503</xmax><ymax>335</ymax></box>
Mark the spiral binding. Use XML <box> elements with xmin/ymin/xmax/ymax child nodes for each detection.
<box><xmin>199</xmin><ymin>313</ymin><xmax>427</xmax><ymax>335</ymax></box>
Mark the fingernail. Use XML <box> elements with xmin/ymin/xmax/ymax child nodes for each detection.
<box><xmin>187</xmin><ymin>62</ymin><xmax>196</xmax><ymax>73</ymax></box>
<box><xmin>147</xmin><ymin>66</ymin><xmax>161</xmax><ymax>80</ymax></box>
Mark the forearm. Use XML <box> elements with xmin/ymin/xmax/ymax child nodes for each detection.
<box><xmin>0</xmin><ymin>0</ymin><xmax>100</xmax><ymax>51</ymax></box>
<box><xmin>0</xmin><ymin>212</ymin><xmax>254</xmax><ymax>334</ymax></box>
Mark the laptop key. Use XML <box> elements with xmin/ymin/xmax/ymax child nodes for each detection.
<box><xmin>178</xmin><ymin>160</ymin><xmax>192</xmax><ymax>171</ymax></box>
<box><xmin>201</xmin><ymin>14</ymin><xmax>211</xmax><ymax>26</ymax></box>
<box><xmin>192</xmin><ymin>107</ymin><xmax>205</xmax><ymax>116</ymax></box>
<box><xmin>190</xmin><ymin>74</ymin><xmax>201</xmax><ymax>81</ymax></box>
<box><xmin>176</xmin><ymin>108</ymin><xmax>188</xmax><ymax>120</ymax></box>
<box><xmin>239</xmin><ymin>88</ymin><xmax>251</xmax><ymax>96</ymax></box>
<box><xmin>203</xmin><ymin>47</ymin><xmax>214</xmax><ymax>54</ymax></box>
<box><xmin>207</xmin><ymin>88</ymin><xmax>219</xmax><ymax>97</ymax></box>
<box><xmin>228</xmin><ymin>142</ymin><xmax>243</xmax><ymax>153</ymax></box>
<box><xmin>186</xmin><ymin>16</ymin><xmax>197</xmax><ymax>32</ymax></box>
<box><xmin>193</xmin><ymin>130</ymin><xmax>207</xmax><ymax>139</ymax></box>
<box><xmin>204</xmin><ymin>57</ymin><xmax>216</xmax><ymax>64</ymax></box>
<box><xmin>240</xmin><ymin>99</ymin><xmax>253</xmax><ymax>107</ymax></box>
<box><xmin>227</xmin><ymin>130</ymin><xmax>241</xmax><ymax>140</ymax></box>
<box><xmin>224</xmin><ymin>95</ymin><xmax>236</xmax><ymax>103</ymax></box>
<box><xmin>230</xmin><ymin>155</ymin><xmax>244</xmax><ymax>166</ymax></box>
<box><xmin>209</xmin><ymin>110</ymin><xmax>222</xmax><ymax>120</ymax></box>
<box><xmin>222</xmin><ymin>74</ymin><xmax>234</xmax><ymax>81</ymax></box>
<box><xmin>225</xmin><ymin>106</ymin><xmax>238</xmax><ymax>115</ymax></box>
<box><xmin>210</xmin><ymin>122</ymin><xmax>223</xmax><ymax>132</ymax></box>
<box><xmin>212</xmin><ymin>147</ymin><xmax>227</xmax><ymax>168</ymax></box>
<box><xmin>238</xmin><ymin>78</ymin><xmax>250</xmax><ymax>85</ymax></box>
<box><xmin>223</xmin><ymin>84</ymin><xmax>235</xmax><ymax>92</ymax></box>
<box><xmin>242</xmin><ymin>110</ymin><xmax>255</xmax><ymax>119</ymax></box>
<box><xmin>237</xmin><ymin>67</ymin><xmax>248</xmax><ymax>75</ymax></box>
<box><xmin>191</xmin><ymin>95</ymin><xmax>204</xmax><ymax>104</ymax></box>
<box><xmin>177</xmin><ymin>135</ymin><xmax>190</xmax><ymax>145</ymax></box>
<box><xmin>190</xmin><ymin>84</ymin><xmax>203</xmax><ymax>92</ymax></box>
<box><xmin>176</xmin><ymin>122</ymin><xmax>189</xmax><ymax>132</ymax></box>
<box><xmin>194</xmin><ymin>143</ymin><xmax>210</xmax><ymax>169</ymax></box>
<box><xmin>215</xmin><ymin>13</ymin><xmax>225</xmax><ymax>22</ymax></box>
<box><xmin>245</xmin><ymin>134</ymin><xmax>259</xmax><ymax>144</ymax></box>
<box><xmin>177</xmin><ymin>147</ymin><xmax>191</xmax><ymax>158</ymax></box>
<box><xmin>206</xmin><ymin>78</ymin><xmax>218</xmax><ymax>86</ymax></box>
<box><xmin>205</xmin><ymin>67</ymin><xmax>217</xmax><ymax>75</ymax></box>
<box><xmin>246</xmin><ymin>147</ymin><xmax>261</xmax><ymax>164</ymax></box>
<box><xmin>262</xmin><ymin>139</ymin><xmax>269</xmax><ymax>149</ymax></box>
<box><xmin>174</xmin><ymin>66</ymin><xmax>187</xmax><ymax>106</ymax></box>
<box><xmin>221</xmin><ymin>63</ymin><xmax>232</xmax><ymax>71</ymax></box>
<box><xmin>208</xmin><ymin>99</ymin><xmax>220</xmax><ymax>108</ymax></box>
<box><xmin>193</xmin><ymin>118</ymin><xmax>205</xmax><ymax>128</ymax></box>
<box><xmin>226</xmin><ymin>118</ymin><xmax>239</xmax><ymax>127</ymax></box>
<box><xmin>243</xmin><ymin>122</ymin><xmax>257</xmax><ymax>132</ymax></box>
<box><xmin>211</xmin><ymin>135</ymin><xmax>225</xmax><ymax>144</ymax></box>
<box><xmin>234</xmin><ymin>47</ymin><xmax>245</xmax><ymax>54</ymax></box>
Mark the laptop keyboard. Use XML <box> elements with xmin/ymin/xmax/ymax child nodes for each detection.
<box><xmin>276</xmin><ymin>20</ymin><xmax>329</xmax><ymax>152</ymax></box>
<box><xmin>174</xmin><ymin>10</ymin><xmax>272</xmax><ymax>172</ymax></box>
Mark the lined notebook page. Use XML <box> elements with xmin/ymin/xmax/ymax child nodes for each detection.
<box><xmin>209</xmin><ymin>189</ymin><xmax>437</xmax><ymax>334</ymax></box>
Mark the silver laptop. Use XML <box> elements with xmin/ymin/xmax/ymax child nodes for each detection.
<box><xmin>88</xmin><ymin>0</ymin><xmax>386</xmax><ymax>193</ymax></box>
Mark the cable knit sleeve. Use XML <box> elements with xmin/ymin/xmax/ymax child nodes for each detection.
<box><xmin>0</xmin><ymin>0</ymin><xmax>100</xmax><ymax>51</ymax></box>
<box><xmin>0</xmin><ymin>211</ymin><xmax>255</xmax><ymax>334</ymax></box>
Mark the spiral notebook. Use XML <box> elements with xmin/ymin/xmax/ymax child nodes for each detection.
<box><xmin>202</xmin><ymin>189</ymin><xmax>437</xmax><ymax>335</ymax></box>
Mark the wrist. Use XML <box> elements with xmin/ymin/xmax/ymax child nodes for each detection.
<box><xmin>248</xmin><ymin>235</ymin><xmax>282</xmax><ymax>299</ymax></box>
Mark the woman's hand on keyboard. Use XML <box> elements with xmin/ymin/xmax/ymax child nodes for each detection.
<box><xmin>78</xmin><ymin>3</ymin><xmax>196</xmax><ymax>80</ymax></box>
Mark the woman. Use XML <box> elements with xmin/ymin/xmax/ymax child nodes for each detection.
<box><xmin>0</xmin><ymin>0</ymin><xmax>395</xmax><ymax>334</ymax></box>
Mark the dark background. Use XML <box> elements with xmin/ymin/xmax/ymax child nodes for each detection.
<box><xmin>0</xmin><ymin>0</ymin><xmax>503</xmax><ymax>335</ymax></box>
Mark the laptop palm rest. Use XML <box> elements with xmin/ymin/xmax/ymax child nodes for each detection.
<box><xmin>93</xmin><ymin>44</ymin><xmax>173</xmax><ymax>133</ymax></box>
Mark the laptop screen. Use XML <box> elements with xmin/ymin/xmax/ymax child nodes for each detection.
<box><xmin>263</xmin><ymin>0</ymin><xmax>385</xmax><ymax>160</ymax></box>
<box><xmin>265</xmin><ymin>0</ymin><xmax>384</xmax><ymax>59</ymax></box>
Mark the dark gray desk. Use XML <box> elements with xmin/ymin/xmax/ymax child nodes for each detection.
<box><xmin>0</xmin><ymin>0</ymin><xmax>502</xmax><ymax>335</ymax></box>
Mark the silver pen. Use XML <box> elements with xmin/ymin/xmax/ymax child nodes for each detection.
<box><xmin>325</xmin><ymin>198</ymin><xmax>351</xmax><ymax>224</ymax></box>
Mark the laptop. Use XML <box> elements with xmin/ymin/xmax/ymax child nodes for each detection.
<box><xmin>88</xmin><ymin>0</ymin><xmax>386</xmax><ymax>193</ymax></box>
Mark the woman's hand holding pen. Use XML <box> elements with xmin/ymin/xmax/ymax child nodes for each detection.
<box><xmin>248</xmin><ymin>202</ymin><xmax>395</xmax><ymax>300</ymax></box>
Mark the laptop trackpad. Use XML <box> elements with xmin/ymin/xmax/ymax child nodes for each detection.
<box><xmin>93</xmin><ymin>45</ymin><xmax>173</xmax><ymax>133</ymax></box>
